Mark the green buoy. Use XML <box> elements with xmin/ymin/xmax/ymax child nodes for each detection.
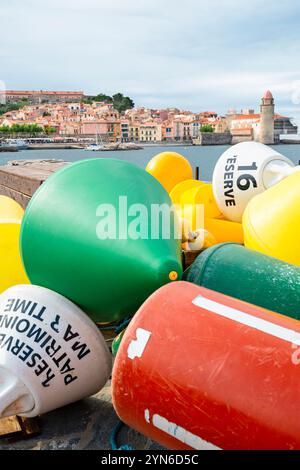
<box><xmin>21</xmin><ymin>159</ymin><xmax>182</xmax><ymax>323</ymax></box>
<box><xmin>184</xmin><ymin>242</ymin><xmax>300</xmax><ymax>319</ymax></box>
<box><xmin>112</xmin><ymin>329</ymin><xmax>126</xmax><ymax>357</ymax></box>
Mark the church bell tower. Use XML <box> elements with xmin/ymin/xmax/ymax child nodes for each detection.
<box><xmin>259</xmin><ymin>90</ymin><xmax>275</xmax><ymax>145</ymax></box>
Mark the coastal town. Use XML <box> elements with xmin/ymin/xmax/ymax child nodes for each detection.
<box><xmin>0</xmin><ymin>89</ymin><xmax>298</xmax><ymax>148</ymax></box>
<box><xmin>3</xmin><ymin>0</ymin><xmax>300</xmax><ymax>456</ymax></box>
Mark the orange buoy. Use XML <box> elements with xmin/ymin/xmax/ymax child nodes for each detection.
<box><xmin>112</xmin><ymin>281</ymin><xmax>300</xmax><ymax>450</ymax></box>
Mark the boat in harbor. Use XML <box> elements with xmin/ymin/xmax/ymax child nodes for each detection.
<box><xmin>84</xmin><ymin>128</ymin><xmax>143</xmax><ymax>151</ymax></box>
<box><xmin>2</xmin><ymin>139</ymin><xmax>29</xmax><ymax>150</ymax></box>
<box><xmin>85</xmin><ymin>141</ymin><xmax>143</xmax><ymax>151</ymax></box>
<box><xmin>85</xmin><ymin>142</ymin><xmax>105</xmax><ymax>151</ymax></box>
<box><xmin>100</xmin><ymin>142</ymin><xmax>143</xmax><ymax>151</ymax></box>
<box><xmin>84</xmin><ymin>127</ymin><xmax>104</xmax><ymax>151</ymax></box>
<box><xmin>0</xmin><ymin>141</ymin><xmax>19</xmax><ymax>152</ymax></box>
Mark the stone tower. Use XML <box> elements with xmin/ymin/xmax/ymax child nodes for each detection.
<box><xmin>259</xmin><ymin>90</ymin><xmax>275</xmax><ymax>144</ymax></box>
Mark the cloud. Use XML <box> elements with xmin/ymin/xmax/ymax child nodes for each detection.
<box><xmin>0</xmin><ymin>0</ymin><xmax>300</xmax><ymax>122</ymax></box>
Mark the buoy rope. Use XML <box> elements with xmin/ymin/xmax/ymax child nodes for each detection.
<box><xmin>110</xmin><ymin>420</ymin><xmax>135</xmax><ymax>450</ymax></box>
<box><xmin>98</xmin><ymin>316</ymin><xmax>132</xmax><ymax>334</ymax></box>
<box><xmin>115</xmin><ymin>316</ymin><xmax>132</xmax><ymax>334</ymax></box>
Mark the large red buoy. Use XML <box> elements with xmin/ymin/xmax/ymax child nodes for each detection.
<box><xmin>112</xmin><ymin>281</ymin><xmax>300</xmax><ymax>450</ymax></box>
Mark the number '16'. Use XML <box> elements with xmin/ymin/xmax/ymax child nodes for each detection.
<box><xmin>237</xmin><ymin>162</ymin><xmax>258</xmax><ymax>191</ymax></box>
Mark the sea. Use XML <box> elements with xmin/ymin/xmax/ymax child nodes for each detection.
<box><xmin>1</xmin><ymin>144</ymin><xmax>300</xmax><ymax>182</ymax></box>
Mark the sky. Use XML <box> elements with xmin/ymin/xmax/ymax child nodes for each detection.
<box><xmin>1</xmin><ymin>0</ymin><xmax>300</xmax><ymax>122</ymax></box>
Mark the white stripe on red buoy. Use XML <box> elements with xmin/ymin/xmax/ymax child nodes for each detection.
<box><xmin>192</xmin><ymin>294</ymin><xmax>300</xmax><ymax>345</ymax></box>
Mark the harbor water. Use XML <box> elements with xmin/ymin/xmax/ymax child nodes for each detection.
<box><xmin>0</xmin><ymin>144</ymin><xmax>300</xmax><ymax>181</ymax></box>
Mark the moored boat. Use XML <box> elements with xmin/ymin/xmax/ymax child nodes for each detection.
<box><xmin>4</xmin><ymin>139</ymin><xmax>29</xmax><ymax>150</ymax></box>
<box><xmin>84</xmin><ymin>142</ymin><xmax>105</xmax><ymax>151</ymax></box>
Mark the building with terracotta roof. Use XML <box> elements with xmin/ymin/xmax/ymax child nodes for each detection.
<box><xmin>139</xmin><ymin>122</ymin><xmax>162</xmax><ymax>142</ymax></box>
<box><xmin>0</xmin><ymin>90</ymin><xmax>84</xmax><ymax>104</ymax></box>
<box><xmin>0</xmin><ymin>90</ymin><xmax>296</xmax><ymax>143</ymax></box>
<box><xmin>161</xmin><ymin>121</ymin><xmax>174</xmax><ymax>141</ymax></box>
<box><xmin>129</xmin><ymin>123</ymin><xmax>140</xmax><ymax>142</ymax></box>
<box><xmin>227</xmin><ymin>91</ymin><xmax>297</xmax><ymax>144</ymax></box>
<box><xmin>120</xmin><ymin>120</ymin><xmax>130</xmax><ymax>141</ymax></box>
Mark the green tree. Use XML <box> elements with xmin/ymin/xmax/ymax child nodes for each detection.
<box><xmin>112</xmin><ymin>93</ymin><xmax>134</xmax><ymax>113</ymax></box>
<box><xmin>94</xmin><ymin>93</ymin><xmax>113</xmax><ymax>103</ymax></box>
<box><xmin>0</xmin><ymin>99</ymin><xmax>29</xmax><ymax>116</ymax></box>
<box><xmin>0</xmin><ymin>123</ymin><xmax>53</xmax><ymax>135</ymax></box>
<box><xmin>27</xmin><ymin>123</ymin><xmax>43</xmax><ymax>134</ymax></box>
<box><xmin>44</xmin><ymin>126</ymin><xmax>56</xmax><ymax>135</ymax></box>
<box><xmin>11</xmin><ymin>123</ymin><xmax>22</xmax><ymax>133</ymax></box>
<box><xmin>0</xmin><ymin>123</ymin><xmax>44</xmax><ymax>135</ymax></box>
<box><xmin>0</xmin><ymin>125</ymin><xmax>10</xmax><ymax>133</ymax></box>
<box><xmin>43</xmin><ymin>111</ymin><xmax>51</xmax><ymax>117</ymax></box>
<box><xmin>201</xmin><ymin>124</ymin><xmax>214</xmax><ymax>133</ymax></box>
<box><xmin>82</xmin><ymin>92</ymin><xmax>134</xmax><ymax>113</ymax></box>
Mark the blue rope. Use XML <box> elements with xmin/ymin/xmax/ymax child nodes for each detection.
<box><xmin>115</xmin><ymin>316</ymin><xmax>132</xmax><ymax>334</ymax></box>
<box><xmin>98</xmin><ymin>316</ymin><xmax>132</xmax><ymax>334</ymax></box>
<box><xmin>98</xmin><ymin>324</ymin><xmax>117</xmax><ymax>331</ymax></box>
<box><xmin>110</xmin><ymin>420</ymin><xmax>135</xmax><ymax>450</ymax></box>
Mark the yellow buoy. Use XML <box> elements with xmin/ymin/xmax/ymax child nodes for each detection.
<box><xmin>181</xmin><ymin>183</ymin><xmax>223</xmax><ymax>230</ymax></box>
<box><xmin>146</xmin><ymin>152</ymin><xmax>193</xmax><ymax>193</ymax></box>
<box><xmin>0</xmin><ymin>195</ymin><xmax>24</xmax><ymax>220</ymax></box>
<box><xmin>205</xmin><ymin>217</ymin><xmax>244</xmax><ymax>244</ymax></box>
<box><xmin>0</xmin><ymin>196</ymin><xmax>29</xmax><ymax>292</ymax></box>
<box><xmin>175</xmin><ymin>182</ymin><xmax>242</xmax><ymax>246</ymax></box>
<box><xmin>169</xmin><ymin>179</ymin><xmax>204</xmax><ymax>206</ymax></box>
<box><xmin>243</xmin><ymin>169</ymin><xmax>300</xmax><ymax>266</ymax></box>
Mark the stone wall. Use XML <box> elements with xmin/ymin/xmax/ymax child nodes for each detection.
<box><xmin>232</xmin><ymin>135</ymin><xmax>253</xmax><ymax>145</ymax></box>
<box><xmin>198</xmin><ymin>132</ymin><xmax>232</xmax><ymax>146</ymax></box>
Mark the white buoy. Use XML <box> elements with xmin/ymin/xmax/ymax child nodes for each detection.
<box><xmin>212</xmin><ymin>141</ymin><xmax>299</xmax><ymax>222</ymax></box>
<box><xmin>0</xmin><ymin>284</ymin><xmax>112</xmax><ymax>418</ymax></box>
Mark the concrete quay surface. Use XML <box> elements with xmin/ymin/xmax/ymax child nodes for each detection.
<box><xmin>0</xmin><ymin>381</ymin><xmax>162</xmax><ymax>450</ymax></box>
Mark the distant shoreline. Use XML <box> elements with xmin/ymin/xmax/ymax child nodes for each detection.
<box><xmin>2</xmin><ymin>140</ymin><xmax>299</xmax><ymax>152</ymax></box>
<box><xmin>25</xmin><ymin>142</ymin><xmax>196</xmax><ymax>150</ymax></box>
<box><xmin>26</xmin><ymin>141</ymin><xmax>299</xmax><ymax>150</ymax></box>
